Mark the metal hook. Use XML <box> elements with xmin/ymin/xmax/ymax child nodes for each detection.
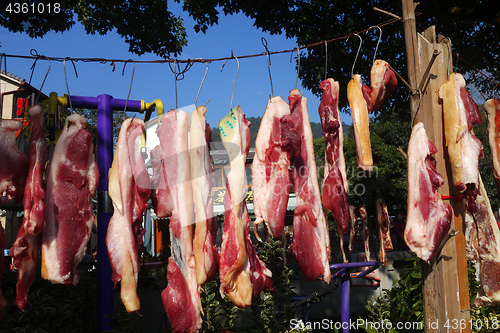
<box><xmin>122</xmin><ymin>59</ymin><xmax>136</xmax><ymax>114</ymax></box>
<box><xmin>347</xmin><ymin>33</ymin><xmax>363</xmax><ymax>78</ymax></box>
<box><xmin>368</xmin><ymin>26</ymin><xmax>382</xmax><ymax>65</ymax></box>
<box><xmin>324</xmin><ymin>41</ymin><xmax>328</xmax><ymax>80</ymax></box>
<box><xmin>221</xmin><ymin>55</ymin><xmax>239</xmax><ymax>110</ymax></box>
<box><xmin>410</xmin><ymin>89</ymin><xmax>423</xmax><ymax>128</ymax></box>
<box><xmin>441</xmin><ymin>37</ymin><xmax>453</xmax><ymax>77</ymax></box>
<box><xmin>262</xmin><ymin>37</ymin><xmax>274</xmax><ymax>98</ymax></box>
<box><xmin>173</xmin><ymin>59</ymin><xmax>179</xmax><ymax>111</ymax></box>
<box><xmin>290</xmin><ymin>47</ymin><xmax>301</xmax><ymax>89</ymax></box>
<box><xmin>63</xmin><ymin>58</ymin><xmax>78</xmax><ymax>112</ymax></box>
<box><xmin>196</xmin><ymin>61</ymin><xmax>209</xmax><ymax>107</ymax></box>
<box><xmin>36</xmin><ymin>57</ymin><xmax>51</xmax><ymax>105</ymax></box>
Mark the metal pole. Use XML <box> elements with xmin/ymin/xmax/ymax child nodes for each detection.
<box><xmin>96</xmin><ymin>94</ymin><xmax>115</xmax><ymax>332</ymax></box>
<box><xmin>341</xmin><ymin>271</ymin><xmax>351</xmax><ymax>333</ymax></box>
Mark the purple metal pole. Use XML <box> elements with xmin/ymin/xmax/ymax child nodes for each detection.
<box><xmin>96</xmin><ymin>94</ymin><xmax>115</xmax><ymax>332</ymax></box>
<box><xmin>341</xmin><ymin>271</ymin><xmax>351</xmax><ymax>333</ymax></box>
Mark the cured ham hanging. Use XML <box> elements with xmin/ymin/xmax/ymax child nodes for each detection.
<box><xmin>375</xmin><ymin>198</ymin><xmax>393</xmax><ymax>266</ymax></box>
<box><xmin>370</xmin><ymin>59</ymin><xmax>398</xmax><ymax>112</ymax></box>
<box><xmin>219</xmin><ymin>106</ymin><xmax>272</xmax><ymax>308</ymax></box>
<box><xmin>42</xmin><ymin>114</ymin><xmax>99</xmax><ymax>285</ymax></box>
<box><xmin>404</xmin><ymin>122</ymin><xmax>452</xmax><ymax>263</ymax></box>
<box><xmin>252</xmin><ymin>96</ymin><xmax>300</xmax><ymax>238</ymax></box>
<box><xmin>348</xmin><ymin>75</ymin><xmax>373</xmax><ymax>172</ymax></box>
<box><xmin>485</xmin><ymin>98</ymin><xmax>500</xmax><ymax>193</ymax></box>
<box><xmin>0</xmin><ymin>118</ymin><xmax>28</xmax><ymax>203</ymax></box>
<box><xmin>289</xmin><ymin>89</ymin><xmax>331</xmax><ymax>283</ymax></box>
<box><xmin>153</xmin><ymin>110</ymin><xmax>202</xmax><ymax>332</ymax></box>
<box><xmin>359</xmin><ymin>205</ymin><xmax>371</xmax><ymax>261</ymax></box>
<box><xmin>11</xmin><ymin>105</ymin><xmax>47</xmax><ymax>311</ymax></box>
<box><xmin>190</xmin><ymin>105</ymin><xmax>218</xmax><ymax>285</ymax></box>
<box><xmin>465</xmin><ymin>176</ymin><xmax>500</xmax><ymax>306</ymax></box>
<box><xmin>439</xmin><ymin>73</ymin><xmax>483</xmax><ymax>210</ymax></box>
<box><xmin>106</xmin><ymin>118</ymin><xmax>151</xmax><ymax>313</ymax></box>
<box><xmin>318</xmin><ymin>78</ymin><xmax>349</xmax><ymax>263</ymax></box>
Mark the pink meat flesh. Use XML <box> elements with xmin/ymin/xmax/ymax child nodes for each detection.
<box><xmin>11</xmin><ymin>105</ymin><xmax>47</xmax><ymax>310</ymax></box>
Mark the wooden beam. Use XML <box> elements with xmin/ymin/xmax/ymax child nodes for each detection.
<box><xmin>402</xmin><ymin>2</ymin><xmax>471</xmax><ymax>332</ymax></box>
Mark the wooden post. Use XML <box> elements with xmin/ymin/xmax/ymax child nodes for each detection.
<box><xmin>402</xmin><ymin>2</ymin><xmax>471</xmax><ymax>332</ymax></box>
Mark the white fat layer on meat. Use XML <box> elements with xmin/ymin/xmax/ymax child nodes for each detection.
<box><xmin>485</xmin><ymin>99</ymin><xmax>500</xmax><ymax>181</ymax></box>
<box><xmin>370</xmin><ymin>60</ymin><xmax>387</xmax><ymax>101</ymax></box>
<box><xmin>406</xmin><ymin>123</ymin><xmax>434</xmax><ymax>259</ymax></box>
<box><xmin>460</xmin><ymin>132</ymin><xmax>481</xmax><ymax>185</ymax></box>
<box><xmin>453</xmin><ymin>74</ymin><xmax>469</xmax><ymax>142</ymax></box>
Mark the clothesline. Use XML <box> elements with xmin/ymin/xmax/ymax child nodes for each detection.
<box><xmin>0</xmin><ymin>16</ymin><xmax>401</xmax><ymax>68</ymax></box>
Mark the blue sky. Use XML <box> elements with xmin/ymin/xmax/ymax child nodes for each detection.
<box><xmin>0</xmin><ymin>3</ymin><xmax>344</xmax><ymax>129</ymax></box>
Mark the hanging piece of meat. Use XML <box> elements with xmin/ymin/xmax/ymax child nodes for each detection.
<box><xmin>485</xmin><ymin>99</ymin><xmax>500</xmax><ymax>193</ymax></box>
<box><xmin>348</xmin><ymin>75</ymin><xmax>373</xmax><ymax>172</ymax></box>
<box><xmin>155</xmin><ymin>110</ymin><xmax>202</xmax><ymax>332</ymax></box>
<box><xmin>439</xmin><ymin>73</ymin><xmax>483</xmax><ymax>210</ymax></box>
<box><xmin>11</xmin><ymin>105</ymin><xmax>47</xmax><ymax>311</ymax></box>
<box><xmin>404</xmin><ymin>122</ymin><xmax>452</xmax><ymax>263</ymax></box>
<box><xmin>190</xmin><ymin>105</ymin><xmax>218</xmax><ymax>285</ymax></box>
<box><xmin>318</xmin><ymin>78</ymin><xmax>349</xmax><ymax>263</ymax></box>
<box><xmin>219</xmin><ymin>106</ymin><xmax>272</xmax><ymax>308</ymax></box>
<box><xmin>42</xmin><ymin>114</ymin><xmax>99</xmax><ymax>285</ymax></box>
<box><xmin>359</xmin><ymin>205</ymin><xmax>371</xmax><ymax>260</ymax></box>
<box><xmin>348</xmin><ymin>205</ymin><xmax>357</xmax><ymax>252</ymax></box>
<box><xmin>106</xmin><ymin>118</ymin><xmax>151</xmax><ymax>313</ymax></box>
<box><xmin>465</xmin><ymin>176</ymin><xmax>500</xmax><ymax>306</ymax></box>
<box><xmin>252</xmin><ymin>96</ymin><xmax>300</xmax><ymax>238</ymax></box>
<box><xmin>288</xmin><ymin>88</ymin><xmax>331</xmax><ymax>283</ymax></box>
<box><xmin>376</xmin><ymin>198</ymin><xmax>393</xmax><ymax>266</ymax></box>
<box><xmin>0</xmin><ymin>118</ymin><xmax>28</xmax><ymax>203</ymax></box>
<box><xmin>370</xmin><ymin>60</ymin><xmax>398</xmax><ymax>112</ymax></box>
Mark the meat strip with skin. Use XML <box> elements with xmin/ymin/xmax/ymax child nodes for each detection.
<box><xmin>485</xmin><ymin>99</ymin><xmax>500</xmax><ymax>193</ymax></box>
<box><xmin>289</xmin><ymin>89</ymin><xmax>331</xmax><ymax>283</ymax></box>
<box><xmin>156</xmin><ymin>110</ymin><xmax>202</xmax><ymax>332</ymax></box>
<box><xmin>370</xmin><ymin>59</ymin><xmax>398</xmax><ymax>112</ymax></box>
<box><xmin>252</xmin><ymin>96</ymin><xmax>300</xmax><ymax>238</ymax></box>
<box><xmin>11</xmin><ymin>105</ymin><xmax>47</xmax><ymax>311</ymax></box>
<box><xmin>106</xmin><ymin>118</ymin><xmax>150</xmax><ymax>313</ymax></box>
<box><xmin>42</xmin><ymin>114</ymin><xmax>99</xmax><ymax>285</ymax></box>
<box><xmin>318</xmin><ymin>78</ymin><xmax>349</xmax><ymax>262</ymax></box>
<box><xmin>191</xmin><ymin>105</ymin><xmax>218</xmax><ymax>285</ymax></box>
<box><xmin>404</xmin><ymin>122</ymin><xmax>452</xmax><ymax>263</ymax></box>
<box><xmin>219</xmin><ymin>106</ymin><xmax>273</xmax><ymax>308</ymax></box>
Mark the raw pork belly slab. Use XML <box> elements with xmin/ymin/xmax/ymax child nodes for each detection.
<box><xmin>0</xmin><ymin>118</ymin><xmax>28</xmax><ymax>203</ymax></box>
<box><xmin>252</xmin><ymin>96</ymin><xmax>300</xmax><ymax>238</ymax></box>
<box><xmin>465</xmin><ymin>177</ymin><xmax>500</xmax><ymax>306</ymax></box>
<box><xmin>485</xmin><ymin>99</ymin><xmax>500</xmax><ymax>193</ymax></box>
<box><xmin>219</xmin><ymin>106</ymin><xmax>272</xmax><ymax>308</ymax></box>
<box><xmin>156</xmin><ymin>110</ymin><xmax>202</xmax><ymax>332</ymax></box>
<box><xmin>190</xmin><ymin>105</ymin><xmax>219</xmax><ymax>285</ymax></box>
<box><xmin>0</xmin><ymin>223</ymin><xmax>6</xmax><ymax>318</ymax></box>
<box><xmin>288</xmin><ymin>89</ymin><xmax>331</xmax><ymax>283</ymax></box>
<box><xmin>106</xmin><ymin>118</ymin><xmax>151</xmax><ymax>313</ymax></box>
<box><xmin>376</xmin><ymin>198</ymin><xmax>393</xmax><ymax>266</ymax></box>
<box><xmin>359</xmin><ymin>205</ymin><xmax>371</xmax><ymax>261</ymax></box>
<box><xmin>404</xmin><ymin>122</ymin><xmax>452</xmax><ymax>263</ymax></box>
<box><xmin>370</xmin><ymin>59</ymin><xmax>398</xmax><ymax>112</ymax></box>
<box><xmin>318</xmin><ymin>78</ymin><xmax>349</xmax><ymax>262</ymax></box>
<box><xmin>42</xmin><ymin>114</ymin><xmax>99</xmax><ymax>285</ymax></box>
<box><xmin>11</xmin><ymin>105</ymin><xmax>47</xmax><ymax>310</ymax></box>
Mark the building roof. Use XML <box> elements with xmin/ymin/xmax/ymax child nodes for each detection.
<box><xmin>0</xmin><ymin>69</ymin><xmax>25</xmax><ymax>84</ymax></box>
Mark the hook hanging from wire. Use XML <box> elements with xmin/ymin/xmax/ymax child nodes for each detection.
<box><xmin>262</xmin><ymin>37</ymin><xmax>274</xmax><ymax>98</ymax></box>
<box><xmin>410</xmin><ymin>89</ymin><xmax>422</xmax><ymax>128</ymax></box>
<box><xmin>290</xmin><ymin>47</ymin><xmax>301</xmax><ymax>89</ymax></box>
<box><xmin>196</xmin><ymin>60</ymin><xmax>209</xmax><ymax>107</ymax></box>
<box><xmin>368</xmin><ymin>26</ymin><xmax>382</xmax><ymax>65</ymax></box>
<box><xmin>63</xmin><ymin>58</ymin><xmax>78</xmax><ymax>113</ymax></box>
<box><xmin>169</xmin><ymin>59</ymin><xmax>194</xmax><ymax>111</ymax></box>
<box><xmin>122</xmin><ymin>59</ymin><xmax>136</xmax><ymax>115</ymax></box>
<box><xmin>324</xmin><ymin>41</ymin><xmax>329</xmax><ymax>80</ymax></box>
<box><xmin>347</xmin><ymin>33</ymin><xmax>363</xmax><ymax>78</ymax></box>
<box><xmin>221</xmin><ymin>55</ymin><xmax>239</xmax><ymax>110</ymax></box>
<box><xmin>36</xmin><ymin>57</ymin><xmax>51</xmax><ymax>105</ymax></box>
